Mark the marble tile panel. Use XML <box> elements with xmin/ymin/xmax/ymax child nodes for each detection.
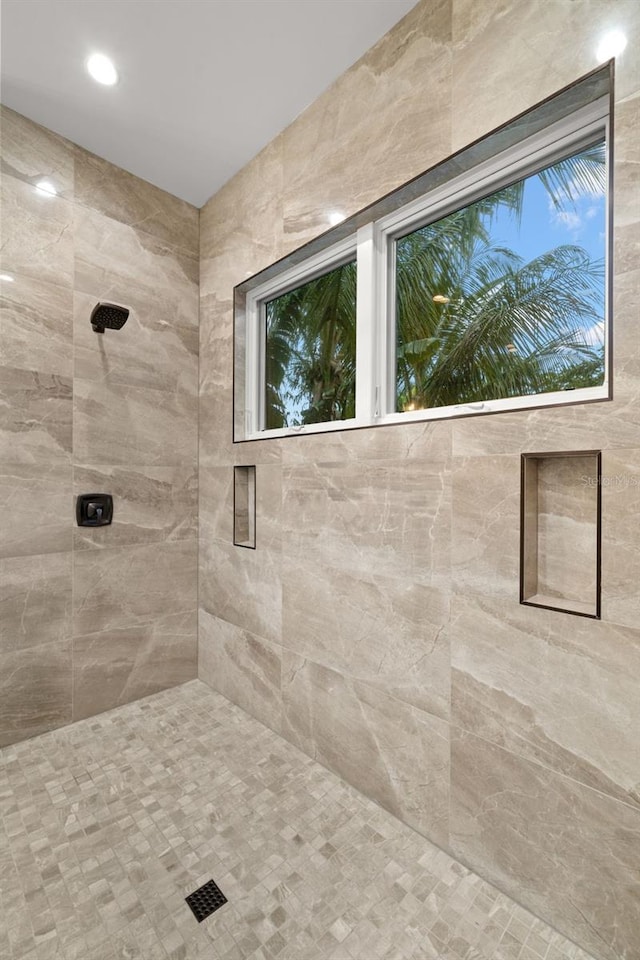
<box><xmin>282</xmin><ymin>457</ymin><xmax>450</xmax><ymax>588</ymax></box>
<box><xmin>451</xmin><ymin>593</ymin><xmax>640</xmax><ymax>809</ymax></box>
<box><xmin>0</xmin><ymin>461</ymin><xmax>71</xmax><ymax>559</ymax></box>
<box><xmin>612</xmin><ymin>270</ymin><xmax>640</xmax><ymax>398</ymax></box>
<box><xmin>0</xmin><ymin>105</ymin><xmax>75</xmax><ymax>199</ymax></box>
<box><xmin>450</xmin><ymin>395</ymin><xmax>639</xmax><ymax>457</ymax></box>
<box><xmin>0</xmin><ymin>271</ymin><xmax>73</xmax><ymax>377</ymax></box>
<box><xmin>0</xmin><ymin>365</ymin><xmax>72</xmax><ymax>465</ymax></box>
<box><xmin>198</xmin><ymin>390</ymin><xmax>235</xmax><ymax>465</ymax></box>
<box><xmin>614</xmin><ymin>218</ymin><xmax>640</xmax><ymax>280</ymax></box>
<box><xmin>451</xmin><ymin>0</ymin><xmax>640</xmax><ymax>150</ymax></box>
<box><xmin>73</xmin><ymin>204</ymin><xmax>198</xmax><ymax>329</ymax></box>
<box><xmin>281</xmin><ymin>1</ymin><xmax>451</xmax><ymax>250</ymax></box>
<box><xmin>73</xmin><ymin>463</ymin><xmax>197</xmax><ymax>550</ymax></box>
<box><xmin>72</xmin><ymin>610</ymin><xmax>197</xmax><ymax>722</ymax></box>
<box><xmin>0</xmin><ymin>552</ymin><xmax>72</xmax><ymax>652</ymax></box>
<box><xmin>199</xmin><ymin>292</ymin><xmax>232</xmax><ymax>395</ymax></box>
<box><xmin>73</xmin><ymin>290</ymin><xmax>198</xmax><ymax>395</ymax></box>
<box><xmin>450</xmin><ymin>453</ymin><xmax>520</xmax><ymax>599</ymax></box>
<box><xmin>282</xmin><ymin>555</ymin><xmax>450</xmax><ymax>721</ymax></box>
<box><xmin>73</xmin><ymin>540</ymin><xmax>197</xmax><ymax>637</ymax></box>
<box><xmin>199</xmin><ymin>136</ymin><xmax>284</xmax><ymax>275</ymax></box>
<box><xmin>451</xmin><ymin>0</ymin><xmax>510</xmax><ymax>45</ymax></box>
<box><xmin>610</xmin><ymin>255</ymin><xmax>640</xmax><ymax>406</ymax></box>
<box><xmin>73</xmin><ymin>378</ymin><xmax>197</xmax><ymax>466</ymax></box>
<box><xmin>601</xmin><ymin>447</ymin><xmax>640</xmax><ymax>628</ymax></box>
<box><xmin>280</xmin><ymin>418</ymin><xmax>452</xmax><ymax>466</ymax></box>
<box><xmin>254</xmin><ymin>462</ymin><xmax>282</xmax><ymax>549</ymax></box>
<box><xmin>199</xmin><ymin>466</ymin><xmax>235</xmax><ymax>544</ymax></box>
<box><xmin>450</xmin><ymin>729</ymin><xmax>640</xmax><ymax>960</ymax></box>
<box><xmin>74</xmin><ymin>146</ymin><xmax>198</xmax><ymax>256</ymax></box>
<box><xmin>0</xmin><ymin>175</ymin><xmax>74</xmax><ymax>288</ymax></box>
<box><xmin>199</xmin><ymin>537</ymin><xmax>281</xmax><ymax>645</ymax></box>
<box><xmin>231</xmin><ymin>439</ymin><xmax>285</xmax><ymax>468</ymax></box>
<box><xmin>199</xmin><ymin>610</ymin><xmax>282</xmax><ymax>736</ymax></box>
<box><xmin>0</xmin><ymin>640</ymin><xmax>72</xmax><ymax>747</ymax></box>
<box><xmin>611</xmin><ymin>9</ymin><xmax>640</xmax><ymax>102</ymax></box>
<box><xmin>282</xmin><ymin>653</ymin><xmax>450</xmax><ymax>848</ymax></box>
<box><xmin>613</xmin><ymin>91</ymin><xmax>640</xmax><ymax>230</ymax></box>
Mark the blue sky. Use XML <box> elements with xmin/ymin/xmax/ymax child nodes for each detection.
<box><xmin>487</xmin><ymin>172</ymin><xmax>606</xmax><ymax>266</ymax></box>
<box><xmin>486</xmin><ymin>168</ymin><xmax>606</xmax><ymax>347</ymax></box>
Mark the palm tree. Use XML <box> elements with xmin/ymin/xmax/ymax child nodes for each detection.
<box><xmin>265</xmin><ymin>141</ymin><xmax>606</xmax><ymax>425</ymax></box>
<box><xmin>265</xmin><ymin>260</ymin><xmax>357</xmax><ymax>428</ymax></box>
<box><xmin>395</xmin><ymin>142</ymin><xmax>606</xmax><ymax>410</ymax></box>
<box><xmin>396</xmin><ymin>243</ymin><xmax>605</xmax><ymax>410</ymax></box>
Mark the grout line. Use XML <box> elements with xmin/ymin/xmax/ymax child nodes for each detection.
<box><xmin>450</xmin><ymin>722</ymin><xmax>640</xmax><ymax>815</ymax></box>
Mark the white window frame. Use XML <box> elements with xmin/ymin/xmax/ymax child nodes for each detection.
<box><xmin>244</xmin><ymin>235</ymin><xmax>359</xmax><ymax>438</ymax></box>
<box><xmin>243</xmin><ymin>97</ymin><xmax>610</xmax><ymax>441</ymax></box>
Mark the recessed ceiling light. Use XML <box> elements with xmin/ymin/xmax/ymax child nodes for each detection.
<box><xmin>596</xmin><ymin>29</ymin><xmax>627</xmax><ymax>61</ymax></box>
<box><xmin>35</xmin><ymin>180</ymin><xmax>57</xmax><ymax>197</ymax></box>
<box><xmin>87</xmin><ymin>53</ymin><xmax>118</xmax><ymax>86</ymax></box>
<box><xmin>0</xmin><ymin>273</ymin><xmax>15</xmax><ymax>282</ymax></box>
<box><xmin>328</xmin><ymin>211</ymin><xmax>345</xmax><ymax>226</ymax></box>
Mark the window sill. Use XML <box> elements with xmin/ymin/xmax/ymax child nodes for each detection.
<box><xmin>240</xmin><ymin>386</ymin><xmax>610</xmax><ymax>442</ymax></box>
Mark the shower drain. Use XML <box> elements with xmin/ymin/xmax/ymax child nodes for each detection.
<box><xmin>185</xmin><ymin>879</ymin><xmax>228</xmax><ymax>922</ymax></box>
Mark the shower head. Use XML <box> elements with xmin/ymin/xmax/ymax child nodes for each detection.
<box><xmin>90</xmin><ymin>302</ymin><xmax>130</xmax><ymax>333</ymax></box>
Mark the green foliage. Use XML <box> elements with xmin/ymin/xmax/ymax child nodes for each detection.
<box><xmin>265</xmin><ymin>260</ymin><xmax>357</xmax><ymax>427</ymax></box>
<box><xmin>396</xmin><ymin>236</ymin><xmax>605</xmax><ymax>410</ymax></box>
<box><xmin>395</xmin><ymin>141</ymin><xmax>606</xmax><ymax>410</ymax></box>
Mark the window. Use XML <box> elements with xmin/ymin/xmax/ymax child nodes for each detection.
<box><xmin>393</xmin><ymin>141</ymin><xmax>606</xmax><ymax>414</ymax></box>
<box><xmin>235</xmin><ymin>73</ymin><xmax>610</xmax><ymax>441</ymax></box>
<box><xmin>265</xmin><ymin>259</ymin><xmax>357</xmax><ymax>428</ymax></box>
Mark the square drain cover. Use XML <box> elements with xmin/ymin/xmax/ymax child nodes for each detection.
<box><xmin>185</xmin><ymin>879</ymin><xmax>227</xmax><ymax>922</ymax></box>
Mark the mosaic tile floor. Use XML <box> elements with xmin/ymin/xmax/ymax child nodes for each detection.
<box><xmin>0</xmin><ymin>680</ymin><xmax>597</xmax><ymax>960</ymax></box>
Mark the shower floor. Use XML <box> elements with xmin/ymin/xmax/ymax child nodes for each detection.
<box><xmin>0</xmin><ymin>680</ymin><xmax>595</xmax><ymax>960</ymax></box>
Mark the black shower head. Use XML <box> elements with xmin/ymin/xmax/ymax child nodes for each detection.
<box><xmin>90</xmin><ymin>302</ymin><xmax>130</xmax><ymax>333</ymax></box>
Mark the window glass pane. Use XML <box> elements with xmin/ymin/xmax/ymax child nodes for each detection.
<box><xmin>395</xmin><ymin>140</ymin><xmax>606</xmax><ymax>413</ymax></box>
<box><xmin>265</xmin><ymin>260</ymin><xmax>357</xmax><ymax>428</ymax></box>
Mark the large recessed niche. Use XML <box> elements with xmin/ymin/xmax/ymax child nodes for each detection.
<box><xmin>520</xmin><ymin>451</ymin><xmax>601</xmax><ymax>618</ymax></box>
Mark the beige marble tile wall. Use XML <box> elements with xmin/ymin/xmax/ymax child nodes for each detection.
<box><xmin>0</xmin><ymin>106</ymin><xmax>199</xmax><ymax>745</ymax></box>
<box><xmin>535</xmin><ymin>454</ymin><xmax>599</xmax><ymax>607</ymax></box>
<box><xmin>198</xmin><ymin>2</ymin><xmax>640</xmax><ymax>959</ymax></box>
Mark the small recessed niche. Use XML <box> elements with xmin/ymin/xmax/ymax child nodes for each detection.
<box><xmin>520</xmin><ymin>451</ymin><xmax>601</xmax><ymax>618</ymax></box>
<box><xmin>234</xmin><ymin>465</ymin><xmax>256</xmax><ymax>549</ymax></box>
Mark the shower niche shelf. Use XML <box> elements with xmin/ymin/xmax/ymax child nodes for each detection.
<box><xmin>520</xmin><ymin>450</ymin><xmax>601</xmax><ymax>618</ymax></box>
<box><xmin>234</xmin><ymin>465</ymin><xmax>256</xmax><ymax>549</ymax></box>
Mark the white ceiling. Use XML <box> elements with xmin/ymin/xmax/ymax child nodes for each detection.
<box><xmin>1</xmin><ymin>0</ymin><xmax>418</xmax><ymax>207</ymax></box>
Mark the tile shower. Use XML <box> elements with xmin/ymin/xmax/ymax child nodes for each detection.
<box><xmin>0</xmin><ymin>104</ymin><xmax>200</xmax><ymax>735</ymax></box>
<box><xmin>1</xmin><ymin>2</ymin><xmax>639</xmax><ymax>960</ymax></box>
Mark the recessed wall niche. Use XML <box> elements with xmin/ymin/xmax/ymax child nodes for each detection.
<box><xmin>233</xmin><ymin>465</ymin><xmax>256</xmax><ymax>549</ymax></box>
<box><xmin>520</xmin><ymin>451</ymin><xmax>601</xmax><ymax>618</ymax></box>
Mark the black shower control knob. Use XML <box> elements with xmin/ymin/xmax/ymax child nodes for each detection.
<box><xmin>76</xmin><ymin>494</ymin><xmax>113</xmax><ymax>527</ymax></box>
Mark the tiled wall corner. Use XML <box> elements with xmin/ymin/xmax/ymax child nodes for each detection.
<box><xmin>0</xmin><ymin>105</ymin><xmax>199</xmax><ymax>743</ymax></box>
